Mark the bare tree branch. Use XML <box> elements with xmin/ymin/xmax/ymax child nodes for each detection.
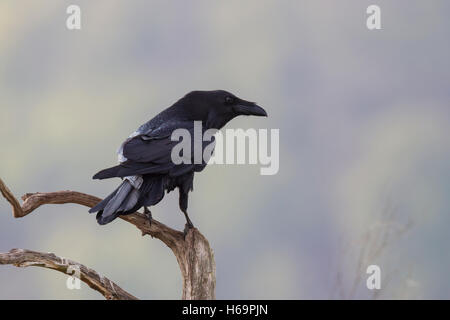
<box><xmin>0</xmin><ymin>177</ymin><xmax>216</xmax><ymax>299</ymax></box>
<box><xmin>0</xmin><ymin>248</ymin><xmax>137</xmax><ymax>300</ymax></box>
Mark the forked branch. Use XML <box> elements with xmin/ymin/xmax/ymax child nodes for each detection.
<box><xmin>0</xmin><ymin>177</ymin><xmax>215</xmax><ymax>299</ymax></box>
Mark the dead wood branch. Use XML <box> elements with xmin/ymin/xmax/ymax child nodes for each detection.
<box><xmin>0</xmin><ymin>177</ymin><xmax>216</xmax><ymax>299</ymax></box>
<box><xmin>0</xmin><ymin>248</ymin><xmax>137</xmax><ymax>300</ymax></box>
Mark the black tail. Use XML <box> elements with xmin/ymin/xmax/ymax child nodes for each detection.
<box><xmin>89</xmin><ymin>180</ymin><xmax>140</xmax><ymax>225</ymax></box>
<box><xmin>89</xmin><ymin>175</ymin><xmax>166</xmax><ymax>225</ymax></box>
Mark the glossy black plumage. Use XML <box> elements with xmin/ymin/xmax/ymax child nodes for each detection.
<box><xmin>89</xmin><ymin>90</ymin><xmax>267</xmax><ymax>227</ymax></box>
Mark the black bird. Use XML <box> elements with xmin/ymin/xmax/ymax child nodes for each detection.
<box><xmin>89</xmin><ymin>90</ymin><xmax>267</xmax><ymax>228</ymax></box>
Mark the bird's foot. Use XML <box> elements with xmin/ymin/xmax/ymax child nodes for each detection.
<box><xmin>183</xmin><ymin>222</ymin><xmax>194</xmax><ymax>239</ymax></box>
<box><xmin>143</xmin><ymin>207</ymin><xmax>152</xmax><ymax>227</ymax></box>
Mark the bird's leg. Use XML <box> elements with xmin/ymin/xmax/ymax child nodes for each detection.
<box><xmin>143</xmin><ymin>206</ymin><xmax>152</xmax><ymax>226</ymax></box>
<box><xmin>179</xmin><ymin>189</ymin><xmax>194</xmax><ymax>238</ymax></box>
<box><xmin>182</xmin><ymin>209</ymin><xmax>194</xmax><ymax>229</ymax></box>
<box><xmin>182</xmin><ymin>210</ymin><xmax>194</xmax><ymax>238</ymax></box>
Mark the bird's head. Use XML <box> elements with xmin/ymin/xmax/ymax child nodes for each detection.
<box><xmin>179</xmin><ymin>90</ymin><xmax>267</xmax><ymax>129</ymax></box>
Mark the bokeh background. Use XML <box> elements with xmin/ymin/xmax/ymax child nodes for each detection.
<box><xmin>1</xmin><ymin>0</ymin><xmax>449</xmax><ymax>299</ymax></box>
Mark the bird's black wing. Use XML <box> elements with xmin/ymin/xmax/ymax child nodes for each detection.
<box><xmin>93</xmin><ymin>120</ymin><xmax>213</xmax><ymax>179</ymax></box>
<box><xmin>123</xmin><ymin>120</ymin><xmax>193</xmax><ymax>163</ymax></box>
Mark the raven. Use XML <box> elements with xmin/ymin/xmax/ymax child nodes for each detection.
<box><xmin>89</xmin><ymin>90</ymin><xmax>267</xmax><ymax>228</ymax></box>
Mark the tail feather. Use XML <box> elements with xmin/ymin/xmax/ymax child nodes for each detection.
<box><xmin>88</xmin><ymin>186</ymin><xmax>120</xmax><ymax>213</ymax></box>
<box><xmin>117</xmin><ymin>188</ymin><xmax>140</xmax><ymax>212</ymax></box>
<box><xmin>89</xmin><ymin>180</ymin><xmax>137</xmax><ymax>225</ymax></box>
<box><xmin>89</xmin><ymin>175</ymin><xmax>167</xmax><ymax>225</ymax></box>
<box><xmin>102</xmin><ymin>181</ymin><xmax>133</xmax><ymax>218</ymax></box>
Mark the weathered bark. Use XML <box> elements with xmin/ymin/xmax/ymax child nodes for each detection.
<box><xmin>0</xmin><ymin>177</ymin><xmax>216</xmax><ymax>300</ymax></box>
<box><xmin>0</xmin><ymin>248</ymin><xmax>137</xmax><ymax>300</ymax></box>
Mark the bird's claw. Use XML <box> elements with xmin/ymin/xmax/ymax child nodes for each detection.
<box><xmin>143</xmin><ymin>207</ymin><xmax>152</xmax><ymax>226</ymax></box>
<box><xmin>183</xmin><ymin>222</ymin><xmax>194</xmax><ymax>239</ymax></box>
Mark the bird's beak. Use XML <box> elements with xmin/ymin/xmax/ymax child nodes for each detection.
<box><xmin>234</xmin><ymin>100</ymin><xmax>268</xmax><ymax>117</ymax></box>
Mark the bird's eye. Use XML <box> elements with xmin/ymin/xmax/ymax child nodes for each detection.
<box><xmin>225</xmin><ymin>96</ymin><xmax>234</xmax><ymax>104</ymax></box>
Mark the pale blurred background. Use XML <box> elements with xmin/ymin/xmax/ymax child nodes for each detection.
<box><xmin>1</xmin><ymin>0</ymin><xmax>449</xmax><ymax>299</ymax></box>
